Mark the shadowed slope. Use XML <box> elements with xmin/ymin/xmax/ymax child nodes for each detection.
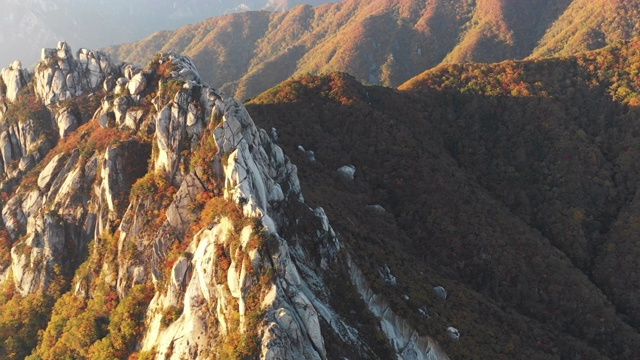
<box><xmin>246</xmin><ymin>38</ymin><xmax>640</xmax><ymax>357</ymax></box>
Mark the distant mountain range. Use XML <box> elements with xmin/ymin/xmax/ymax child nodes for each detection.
<box><xmin>0</xmin><ymin>0</ymin><xmax>335</xmax><ymax>68</ymax></box>
<box><xmin>106</xmin><ymin>0</ymin><xmax>640</xmax><ymax>100</ymax></box>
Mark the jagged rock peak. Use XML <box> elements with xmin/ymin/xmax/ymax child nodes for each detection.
<box><xmin>153</xmin><ymin>52</ymin><xmax>203</xmax><ymax>85</ymax></box>
<box><xmin>35</xmin><ymin>41</ymin><xmax>118</xmax><ymax>105</ymax></box>
<box><xmin>0</xmin><ymin>44</ymin><xmax>450</xmax><ymax>359</ymax></box>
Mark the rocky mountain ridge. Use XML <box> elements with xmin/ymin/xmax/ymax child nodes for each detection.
<box><xmin>106</xmin><ymin>0</ymin><xmax>640</xmax><ymax>100</ymax></box>
<box><xmin>0</xmin><ymin>42</ymin><xmax>449</xmax><ymax>359</ymax></box>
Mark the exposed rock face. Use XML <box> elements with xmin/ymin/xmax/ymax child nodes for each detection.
<box><xmin>0</xmin><ymin>41</ymin><xmax>134</xmax><ymax>187</ymax></box>
<box><xmin>37</xmin><ymin>153</ymin><xmax>65</xmax><ymax>190</ymax></box>
<box><xmin>349</xmin><ymin>259</ymin><xmax>448</xmax><ymax>360</ymax></box>
<box><xmin>35</xmin><ymin>42</ymin><xmax>117</xmax><ymax>105</ymax></box>
<box><xmin>0</xmin><ymin>41</ymin><xmax>150</xmax><ymax>295</ymax></box>
<box><xmin>0</xmin><ymin>46</ymin><xmax>448</xmax><ymax>359</ymax></box>
<box><xmin>3</xmin><ymin>139</ymin><xmax>146</xmax><ymax>297</ymax></box>
<box><xmin>55</xmin><ymin>108</ymin><xmax>78</xmax><ymax>138</ymax></box>
<box><xmin>10</xmin><ymin>214</ymin><xmax>64</xmax><ymax>296</ymax></box>
<box><xmin>0</xmin><ymin>111</ymin><xmax>50</xmax><ymax>181</ymax></box>
<box><xmin>134</xmin><ymin>58</ymin><xmax>447</xmax><ymax>358</ymax></box>
<box><xmin>1</xmin><ymin>60</ymin><xmax>29</xmax><ymax>102</ymax></box>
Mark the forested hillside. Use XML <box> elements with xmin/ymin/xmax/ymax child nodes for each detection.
<box><xmin>4</xmin><ymin>5</ymin><xmax>640</xmax><ymax>358</ymax></box>
<box><xmin>245</xmin><ymin>37</ymin><xmax>640</xmax><ymax>358</ymax></box>
<box><xmin>107</xmin><ymin>0</ymin><xmax>640</xmax><ymax>100</ymax></box>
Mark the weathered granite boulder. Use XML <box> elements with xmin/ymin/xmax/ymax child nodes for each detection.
<box><xmin>128</xmin><ymin>72</ymin><xmax>147</xmax><ymax>95</ymax></box>
<box><xmin>55</xmin><ymin>108</ymin><xmax>78</xmax><ymax>138</ymax></box>
<box><xmin>1</xmin><ymin>60</ymin><xmax>29</xmax><ymax>102</ymax></box>
<box><xmin>337</xmin><ymin>164</ymin><xmax>356</xmax><ymax>180</ymax></box>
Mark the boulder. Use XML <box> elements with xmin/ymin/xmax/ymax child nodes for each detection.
<box><xmin>103</xmin><ymin>75</ymin><xmax>116</xmax><ymax>92</ymax></box>
<box><xmin>337</xmin><ymin>165</ymin><xmax>356</xmax><ymax>180</ymax></box>
<box><xmin>123</xmin><ymin>109</ymin><xmax>144</xmax><ymax>131</ymax></box>
<box><xmin>56</xmin><ymin>109</ymin><xmax>78</xmax><ymax>138</ymax></box>
<box><xmin>41</xmin><ymin>48</ymin><xmax>56</xmax><ymax>62</ymax></box>
<box><xmin>56</xmin><ymin>41</ymin><xmax>71</xmax><ymax>60</ymax></box>
<box><xmin>37</xmin><ymin>153</ymin><xmax>66</xmax><ymax>190</ymax></box>
<box><xmin>0</xmin><ymin>60</ymin><xmax>28</xmax><ymax>102</ymax></box>
<box><xmin>379</xmin><ymin>264</ymin><xmax>396</xmax><ymax>286</ymax></box>
<box><xmin>306</xmin><ymin>150</ymin><xmax>316</xmax><ymax>162</ymax></box>
<box><xmin>18</xmin><ymin>155</ymin><xmax>34</xmax><ymax>172</ymax></box>
<box><xmin>446</xmin><ymin>327</ymin><xmax>460</xmax><ymax>341</ymax></box>
<box><xmin>113</xmin><ymin>96</ymin><xmax>128</xmax><ymax>125</ymax></box>
<box><xmin>128</xmin><ymin>72</ymin><xmax>147</xmax><ymax>95</ymax></box>
<box><xmin>366</xmin><ymin>204</ymin><xmax>386</xmax><ymax>214</ymax></box>
<box><xmin>433</xmin><ymin>286</ymin><xmax>447</xmax><ymax>300</ymax></box>
<box><xmin>0</xmin><ymin>131</ymin><xmax>14</xmax><ymax>173</ymax></box>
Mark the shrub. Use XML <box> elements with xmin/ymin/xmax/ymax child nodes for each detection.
<box><xmin>158</xmin><ymin>79</ymin><xmax>185</xmax><ymax>105</ymax></box>
<box><xmin>3</xmin><ymin>84</ymin><xmax>50</xmax><ymax>127</ymax></box>
<box><xmin>190</xmin><ymin>131</ymin><xmax>219</xmax><ymax>186</ymax></box>
<box><xmin>160</xmin><ymin>305</ymin><xmax>183</xmax><ymax>328</ymax></box>
<box><xmin>0</xmin><ymin>228</ymin><xmax>12</xmax><ymax>269</ymax></box>
<box><xmin>130</xmin><ymin>171</ymin><xmax>176</xmax><ymax>200</ymax></box>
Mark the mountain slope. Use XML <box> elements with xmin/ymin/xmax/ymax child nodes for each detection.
<box><xmin>4</xmin><ymin>27</ymin><xmax>640</xmax><ymax>360</ymax></box>
<box><xmin>244</xmin><ymin>39</ymin><xmax>640</xmax><ymax>358</ymax></box>
<box><xmin>106</xmin><ymin>0</ymin><xmax>640</xmax><ymax>100</ymax></box>
<box><xmin>0</xmin><ymin>42</ymin><xmax>448</xmax><ymax>360</ymax></box>
<box><xmin>106</xmin><ymin>0</ymin><xmax>567</xmax><ymax>99</ymax></box>
<box><xmin>402</xmin><ymin>36</ymin><xmax>640</xmax><ymax>340</ymax></box>
<box><xmin>532</xmin><ymin>0</ymin><xmax>640</xmax><ymax>57</ymax></box>
<box><xmin>0</xmin><ymin>0</ymin><xmax>336</xmax><ymax>68</ymax></box>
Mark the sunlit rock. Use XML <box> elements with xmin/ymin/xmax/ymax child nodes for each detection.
<box><xmin>1</xmin><ymin>60</ymin><xmax>29</xmax><ymax>102</ymax></box>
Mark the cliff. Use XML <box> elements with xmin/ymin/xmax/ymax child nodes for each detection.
<box><xmin>0</xmin><ymin>42</ymin><xmax>449</xmax><ymax>359</ymax></box>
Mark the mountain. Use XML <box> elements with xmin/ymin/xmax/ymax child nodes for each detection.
<box><xmin>531</xmin><ymin>0</ymin><xmax>640</xmax><ymax>57</ymax></box>
<box><xmin>245</xmin><ymin>38</ymin><xmax>640</xmax><ymax>358</ymax></box>
<box><xmin>243</xmin><ymin>43</ymin><xmax>640</xmax><ymax>359</ymax></box>
<box><xmin>4</xmin><ymin>30</ymin><xmax>640</xmax><ymax>360</ymax></box>
<box><xmin>0</xmin><ymin>41</ymin><xmax>448</xmax><ymax>360</ymax></box>
<box><xmin>0</xmin><ymin>0</ymin><xmax>336</xmax><ymax>69</ymax></box>
<box><xmin>105</xmin><ymin>0</ymin><xmax>640</xmax><ymax>100</ymax></box>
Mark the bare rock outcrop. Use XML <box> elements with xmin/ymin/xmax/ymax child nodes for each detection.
<box><xmin>1</xmin><ymin>60</ymin><xmax>29</xmax><ymax>102</ymax></box>
<box><xmin>134</xmin><ymin>63</ymin><xmax>448</xmax><ymax>358</ymax></box>
<box><xmin>0</xmin><ymin>46</ymin><xmax>449</xmax><ymax>360</ymax></box>
<box><xmin>35</xmin><ymin>42</ymin><xmax>117</xmax><ymax>105</ymax></box>
<box><xmin>55</xmin><ymin>108</ymin><xmax>78</xmax><ymax>138</ymax></box>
